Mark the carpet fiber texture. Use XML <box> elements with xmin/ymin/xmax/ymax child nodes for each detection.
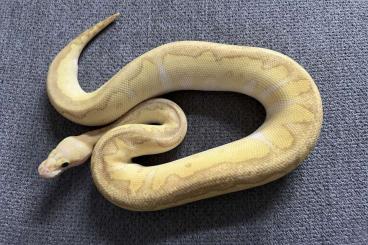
<box><xmin>0</xmin><ymin>0</ymin><xmax>367</xmax><ymax>244</ymax></box>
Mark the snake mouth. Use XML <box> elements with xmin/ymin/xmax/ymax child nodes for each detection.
<box><xmin>38</xmin><ymin>161</ymin><xmax>62</xmax><ymax>179</ymax></box>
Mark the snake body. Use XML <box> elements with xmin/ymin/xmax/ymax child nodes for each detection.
<box><xmin>39</xmin><ymin>13</ymin><xmax>323</xmax><ymax>211</ymax></box>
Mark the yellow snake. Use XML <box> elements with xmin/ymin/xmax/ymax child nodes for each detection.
<box><xmin>38</xmin><ymin>13</ymin><xmax>323</xmax><ymax>211</ymax></box>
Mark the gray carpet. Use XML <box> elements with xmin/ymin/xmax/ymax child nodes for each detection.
<box><xmin>0</xmin><ymin>0</ymin><xmax>367</xmax><ymax>244</ymax></box>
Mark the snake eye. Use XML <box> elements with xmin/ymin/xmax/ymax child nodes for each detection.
<box><xmin>61</xmin><ymin>162</ymin><xmax>69</xmax><ymax>168</ymax></box>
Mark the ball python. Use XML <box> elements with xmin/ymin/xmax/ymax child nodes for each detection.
<box><xmin>38</xmin><ymin>13</ymin><xmax>323</xmax><ymax>211</ymax></box>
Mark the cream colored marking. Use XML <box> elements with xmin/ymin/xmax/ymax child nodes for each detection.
<box><xmin>249</xmin><ymin>131</ymin><xmax>273</xmax><ymax>148</ymax></box>
<box><xmin>243</xmin><ymin>80</ymin><xmax>258</xmax><ymax>95</ymax></box>
<box><xmin>259</xmin><ymin>79</ymin><xmax>290</xmax><ymax>101</ymax></box>
<box><xmin>156</xmin><ymin>58</ymin><xmax>172</xmax><ymax>89</ymax></box>
<box><xmin>39</xmin><ymin>14</ymin><xmax>323</xmax><ymax>211</ymax></box>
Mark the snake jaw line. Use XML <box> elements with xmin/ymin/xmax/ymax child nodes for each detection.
<box><xmin>38</xmin><ymin>160</ymin><xmax>64</xmax><ymax>179</ymax></box>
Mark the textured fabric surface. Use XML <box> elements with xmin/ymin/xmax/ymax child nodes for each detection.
<box><xmin>0</xmin><ymin>0</ymin><xmax>367</xmax><ymax>244</ymax></box>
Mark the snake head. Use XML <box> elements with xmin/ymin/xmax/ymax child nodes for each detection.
<box><xmin>38</xmin><ymin>136</ymin><xmax>93</xmax><ymax>178</ymax></box>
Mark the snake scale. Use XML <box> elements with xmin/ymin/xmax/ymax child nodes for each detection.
<box><xmin>38</xmin><ymin>13</ymin><xmax>323</xmax><ymax>211</ymax></box>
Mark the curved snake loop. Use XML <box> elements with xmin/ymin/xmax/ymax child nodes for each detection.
<box><xmin>38</xmin><ymin>13</ymin><xmax>323</xmax><ymax>211</ymax></box>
